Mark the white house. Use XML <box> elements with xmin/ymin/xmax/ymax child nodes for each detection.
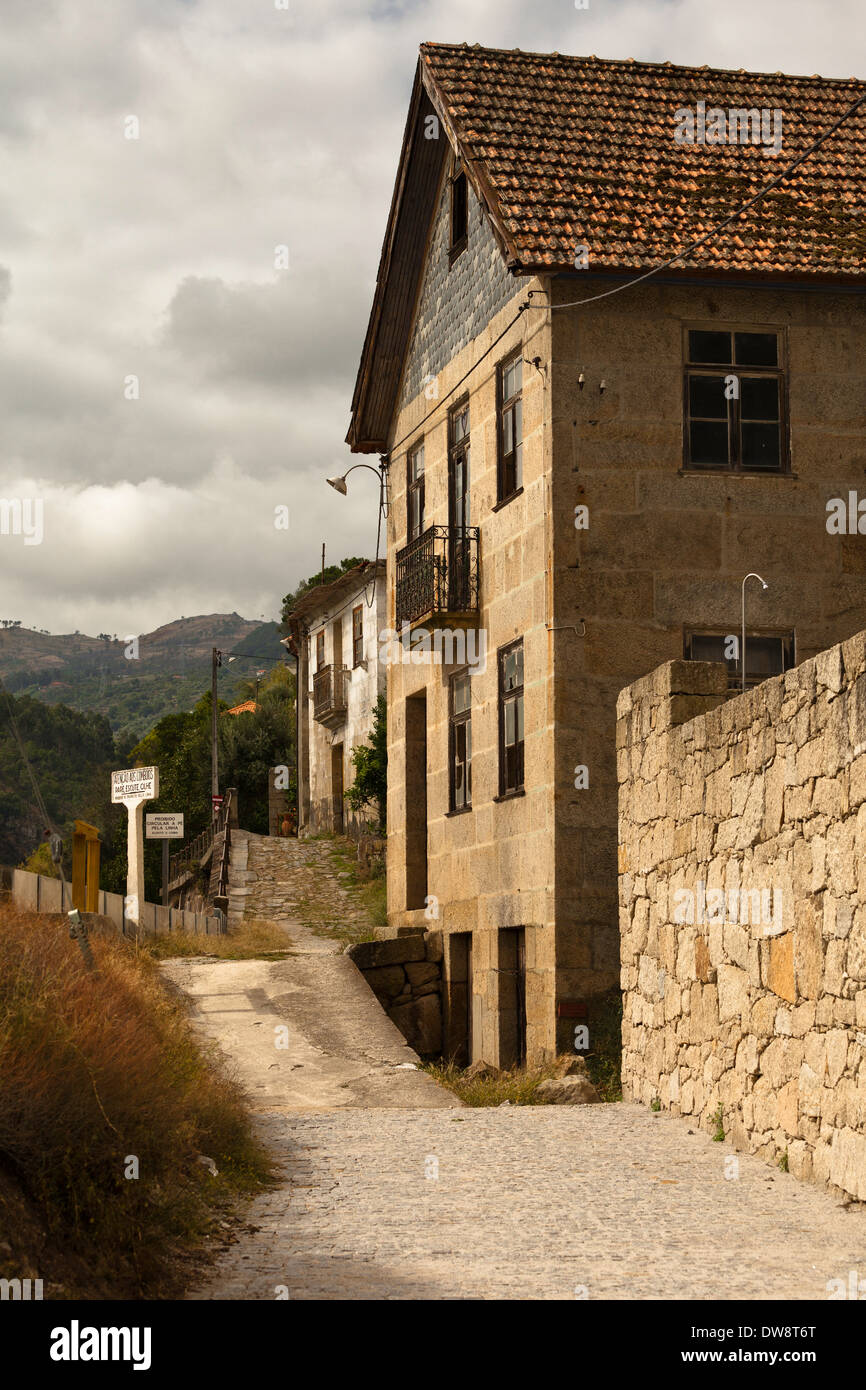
<box><xmin>284</xmin><ymin>560</ymin><xmax>386</xmax><ymax>838</ymax></box>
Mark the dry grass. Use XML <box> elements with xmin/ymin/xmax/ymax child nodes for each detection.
<box><xmin>423</xmin><ymin>1059</ymin><xmax>563</xmax><ymax>1106</ymax></box>
<box><xmin>425</xmin><ymin>992</ymin><xmax>624</xmax><ymax>1106</ymax></box>
<box><xmin>0</xmin><ymin>900</ymin><xmax>273</xmax><ymax>1298</ymax></box>
<box><xmin>144</xmin><ymin>918</ymin><xmax>294</xmax><ymax>960</ymax></box>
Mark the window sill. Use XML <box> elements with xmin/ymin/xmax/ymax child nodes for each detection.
<box><xmin>679</xmin><ymin>467</ymin><xmax>796</xmax><ymax>479</ymax></box>
<box><xmin>448</xmin><ymin>238</ymin><xmax>467</xmax><ymax>266</ymax></box>
<box><xmin>492</xmin><ymin>486</ymin><xmax>524</xmax><ymax>513</ymax></box>
<box><xmin>445</xmin><ymin>806</ymin><xmax>473</xmax><ymax>818</ymax></box>
<box><xmin>494</xmin><ymin>788</ymin><xmax>526</xmax><ymax>803</ymax></box>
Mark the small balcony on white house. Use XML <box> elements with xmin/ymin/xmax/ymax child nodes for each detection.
<box><xmin>312</xmin><ymin>663</ymin><xmax>347</xmax><ymax>728</ymax></box>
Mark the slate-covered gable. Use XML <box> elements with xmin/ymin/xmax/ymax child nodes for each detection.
<box><xmin>398</xmin><ymin>166</ymin><xmax>520</xmax><ymax>411</ymax></box>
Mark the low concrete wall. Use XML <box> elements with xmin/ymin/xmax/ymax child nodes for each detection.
<box><xmin>4</xmin><ymin>868</ymin><xmax>223</xmax><ymax>936</ymax></box>
<box><xmin>348</xmin><ymin>931</ymin><xmax>443</xmax><ymax>1057</ymax></box>
<box><xmin>617</xmin><ymin>635</ymin><xmax>866</xmax><ymax>1201</ymax></box>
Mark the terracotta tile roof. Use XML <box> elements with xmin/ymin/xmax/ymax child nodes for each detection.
<box><xmin>420</xmin><ymin>43</ymin><xmax>866</xmax><ymax>279</ymax></box>
<box><xmin>224</xmin><ymin>699</ymin><xmax>258</xmax><ymax>716</ymax></box>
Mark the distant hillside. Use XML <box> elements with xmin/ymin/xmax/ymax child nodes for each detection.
<box><xmin>0</xmin><ymin>615</ymin><xmax>288</xmax><ymax>742</ymax></box>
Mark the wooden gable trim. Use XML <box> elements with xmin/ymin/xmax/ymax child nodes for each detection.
<box><xmin>347</xmin><ymin>58</ymin><xmax>519</xmax><ymax>454</ymax></box>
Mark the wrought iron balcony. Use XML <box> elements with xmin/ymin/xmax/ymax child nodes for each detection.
<box><xmin>395</xmin><ymin>524</ymin><xmax>480</xmax><ymax>627</ymax></box>
<box><xmin>313</xmin><ymin>663</ymin><xmax>347</xmax><ymax>726</ymax></box>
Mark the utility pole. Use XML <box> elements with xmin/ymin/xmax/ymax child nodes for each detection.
<box><xmin>211</xmin><ymin>647</ymin><xmax>221</xmax><ymax>814</ymax></box>
<box><xmin>321</xmin><ymin>542</ymin><xmax>325</xmax><ymax>588</ymax></box>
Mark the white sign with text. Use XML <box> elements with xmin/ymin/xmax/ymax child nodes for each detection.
<box><xmin>111</xmin><ymin>766</ymin><xmax>159</xmax><ymax>803</ymax></box>
<box><xmin>146</xmin><ymin>813</ymin><xmax>184</xmax><ymax>839</ymax></box>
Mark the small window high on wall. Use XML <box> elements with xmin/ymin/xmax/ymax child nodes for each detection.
<box><xmin>450</xmin><ymin>160</ymin><xmax>468</xmax><ymax>262</ymax></box>
<box><xmin>685</xmin><ymin>630</ymin><xmax>794</xmax><ymax>690</ymax></box>
<box><xmin>683</xmin><ymin>327</ymin><xmax>787</xmax><ymax>473</ymax></box>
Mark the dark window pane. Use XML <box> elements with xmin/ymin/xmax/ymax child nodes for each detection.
<box><xmin>741</xmin><ymin>377</ymin><xmax>779</xmax><ymax>421</ymax></box>
<box><xmin>690</xmin><ymin>420</ymin><xmax>729</xmax><ymax>466</ymax></box>
<box><xmin>466</xmin><ymin>724</ymin><xmax>471</xmax><ymax>797</ymax></box>
<box><xmin>689</xmin><ymin>330</ymin><xmax>731</xmax><ymax>364</ymax></box>
<box><xmin>690</xmin><ymin>634</ymin><xmax>727</xmax><ymax>663</ymax></box>
<box><xmin>735</xmin><ymin>332</ymin><xmax>778</xmax><ymax>367</ymax></box>
<box><xmin>745</xmin><ymin>637</ymin><xmax>785</xmax><ymax>676</ymax></box>
<box><xmin>451</xmin><ymin>172</ymin><xmax>467</xmax><ymax>246</ymax></box>
<box><xmin>741</xmin><ymin>422</ymin><xmax>780</xmax><ymax>470</ymax></box>
<box><xmin>689</xmin><ymin>374</ymin><xmax>728</xmax><ymax>419</ymax></box>
<box><xmin>502</xmin><ymin>456</ymin><xmax>516</xmax><ymax>498</ymax></box>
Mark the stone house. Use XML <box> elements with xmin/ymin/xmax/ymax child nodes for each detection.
<box><xmin>284</xmin><ymin>560</ymin><xmax>386</xmax><ymax>838</ymax></box>
<box><xmin>346</xmin><ymin>42</ymin><xmax>866</xmax><ymax>1066</ymax></box>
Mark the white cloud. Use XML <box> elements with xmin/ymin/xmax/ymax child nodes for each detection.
<box><xmin>0</xmin><ymin>0</ymin><xmax>862</xmax><ymax>632</ymax></box>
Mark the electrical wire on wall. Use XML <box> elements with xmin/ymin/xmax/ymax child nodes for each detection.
<box><xmin>383</xmin><ymin>84</ymin><xmax>866</xmax><ymax>461</ymax></box>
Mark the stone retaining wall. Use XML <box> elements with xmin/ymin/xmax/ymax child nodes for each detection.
<box><xmin>348</xmin><ymin>931</ymin><xmax>443</xmax><ymax>1057</ymax></box>
<box><xmin>617</xmin><ymin>633</ymin><xmax>866</xmax><ymax>1201</ymax></box>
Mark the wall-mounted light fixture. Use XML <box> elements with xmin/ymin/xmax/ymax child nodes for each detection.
<box><xmin>741</xmin><ymin>572</ymin><xmax>769</xmax><ymax>692</ymax></box>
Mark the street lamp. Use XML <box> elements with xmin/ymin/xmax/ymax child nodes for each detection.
<box><xmin>326</xmin><ymin>459</ymin><xmax>389</xmax><ymax>517</ymax></box>
<box><xmin>741</xmin><ymin>573</ymin><xmax>769</xmax><ymax>693</ymax></box>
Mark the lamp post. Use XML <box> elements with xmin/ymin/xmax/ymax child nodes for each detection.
<box><xmin>211</xmin><ymin>648</ymin><xmax>222</xmax><ymax>814</ymax></box>
<box><xmin>741</xmin><ymin>573</ymin><xmax>769</xmax><ymax>692</ymax></box>
<box><xmin>326</xmin><ymin>459</ymin><xmax>389</xmax><ymax>517</ymax></box>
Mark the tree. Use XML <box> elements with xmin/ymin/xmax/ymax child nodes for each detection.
<box><xmin>281</xmin><ymin>556</ymin><xmax>366</xmax><ymax>627</ymax></box>
<box><xmin>345</xmin><ymin>695</ymin><xmax>386</xmax><ymax>829</ymax></box>
<box><xmin>219</xmin><ymin>670</ymin><xmax>295</xmax><ymax>834</ymax></box>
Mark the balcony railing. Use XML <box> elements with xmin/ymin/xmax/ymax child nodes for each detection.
<box><xmin>395</xmin><ymin>524</ymin><xmax>480</xmax><ymax>627</ymax></box>
<box><xmin>313</xmin><ymin>663</ymin><xmax>347</xmax><ymax>725</ymax></box>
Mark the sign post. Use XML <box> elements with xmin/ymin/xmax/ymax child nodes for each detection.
<box><xmin>145</xmin><ymin>812</ymin><xmax>184</xmax><ymax>907</ymax></box>
<box><xmin>111</xmin><ymin>766</ymin><xmax>158</xmax><ymax>930</ymax></box>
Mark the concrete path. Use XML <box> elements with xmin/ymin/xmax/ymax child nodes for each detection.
<box><xmin>175</xmin><ymin>834</ymin><xmax>866</xmax><ymax>1301</ymax></box>
<box><xmin>160</xmin><ymin>949</ymin><xmax>455</xmax><ymax>1112</ymax></box>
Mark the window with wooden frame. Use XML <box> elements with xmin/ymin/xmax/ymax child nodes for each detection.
<box><xmin>407</xmin><ymin>441</ymin><xmax>425</xmax><ymax>542</ymax></box>
<box><xmin>449</xmin><ymin>159</ymin><xmax>468</xmax><ymax>262</ymax></box>
<box><xmin>449</xmin><ymin>669</ymin><xmax>472</xmax><ymax>812</ymax></box>
<box><xmin>685</xmin><ymin>629</ymin><xmax>794</xmax><ymax>690</ymax></box>
<box><xmin>316</xmin><ymin>630</ymin><xmax>325</xmax><ymax>671</ymax></box>
<box><xmin>352</xmin><ymin>605</ymin><xmax>363</xmax><ymax>667</ymax></box>
<box><xmin>497</xmin><ymin>353</ymin><xmax>523</xmax><ymax>503</ymax></box>
<box><xmin>498</xmin><ymin>639</ymin><xmax>524</xmax><ymax>796</ymax></box>
<box><xmin>683</xmin><ymin>327</ymin><xmax>787</xmax><ymax>473</ymax></box>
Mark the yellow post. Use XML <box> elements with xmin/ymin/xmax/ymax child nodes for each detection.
<box><xmin>73</xmin><ymin>820</ymin><xmax>101</xmax><ymax>912</ymax></box>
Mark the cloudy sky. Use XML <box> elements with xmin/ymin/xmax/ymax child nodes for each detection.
<box><xmin>0</xmin><ymin>0</ymin><xmax>862</xmax><ymax>636</ymax></box>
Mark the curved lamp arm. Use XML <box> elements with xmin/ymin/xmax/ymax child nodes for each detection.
<box><xmin>741</xmin><ymin>572</ymin><xmax>769</xmax><ymax>692</ymax></box>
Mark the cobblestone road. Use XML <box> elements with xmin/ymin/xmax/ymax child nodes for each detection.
<box><xmin>183</xmin><ymin>834</ymin><xmax>866</xmax><ymax>1301</ymax></box>
<box><xmin>190</xmin><ymin>1104</ymin><xmax>866</xmax><ymax>1301</ymax></box>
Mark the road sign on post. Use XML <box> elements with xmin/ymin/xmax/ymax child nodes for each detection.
<box><xmin>111</xmin><ymin>766</ymin><xmax>158</xmax><ymax>929</ymax></box>
<box><xmin>145</xmin><ymin>813</ymin><xmax>184</xmax><ymax>839</ymax></box>
<box><xmin>146</xmin><ymin>812</ymin><xmax>184</xmax><ymax>906</ymax></box>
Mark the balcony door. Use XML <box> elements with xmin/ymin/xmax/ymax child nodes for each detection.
<box><xmin>448</xmin><ymin>403</ymin><xmax>470</xmax><ymax>612</ymax></box>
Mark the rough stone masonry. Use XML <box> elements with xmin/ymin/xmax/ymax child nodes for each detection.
<box><xmin>617</xmin><ymin>630</ymin><xmax>866</xmax><ymax>1201</ymax></box>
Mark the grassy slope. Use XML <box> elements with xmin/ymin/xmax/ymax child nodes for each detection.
<box><xmin>0</xmin><ymin>902</ymin><xmax>274</xmax><ymax>1298</ymax></box>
